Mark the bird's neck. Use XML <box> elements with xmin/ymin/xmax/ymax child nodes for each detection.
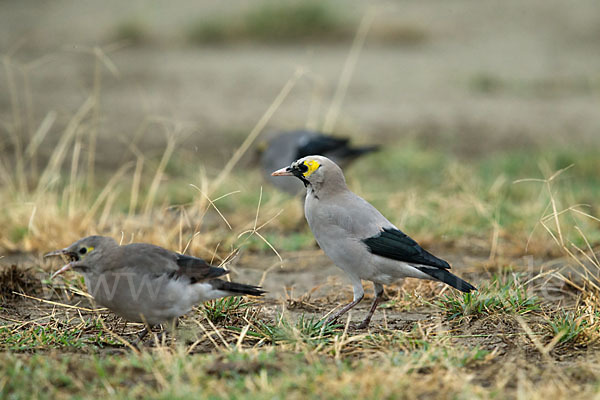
<box><xmin>307</xmin><ymin>176</ymin><xmax>347</xmax><ymax>198</ymax></box>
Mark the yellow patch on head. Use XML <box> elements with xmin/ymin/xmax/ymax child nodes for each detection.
<box><xmin>303</xmin><ymin>160</ymin><xmax>320</xmax><ymax>177</ymax></box>
<box><xmin>88</xmin><ymin>246</ymin><xmax>94</xmax><ymax>253</ymax></box>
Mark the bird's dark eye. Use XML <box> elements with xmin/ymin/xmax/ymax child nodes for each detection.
<box><xmin>79</xmin><ymin>247</ymin><xmax>87</xmax><ymax>255</ymax></box>
<box><xmin>297</xmin><ymin>163</ymin><xmax>308</xmax><ymax>173</ymax></box>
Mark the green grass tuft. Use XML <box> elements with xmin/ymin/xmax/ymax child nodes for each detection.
<box><xmin>241</xmin><ymin>314</ymin><xmax>341</xmax><ymax>347</ymax></box>
<box><xmin>548</xmin><ymin>310</ymin><xmax>588</xmax><ymax>344</ymax></box>
<box><xmin>436</xmin><ymin>273</ymin><xmax>540</xmax><ymax>320</ymax></box>
<box><xmin>0</xmin><ymin>319</ymin><xmax>118</xmax><ymax>351</ymax></box>
<box><xmin>202</xmin><ymin>296</ymin><xmax>254</xmax><ymax>323</ymax></box>
<box><xmin>187</xmin><ymin>1</ymin><xmax>348</xmax><ymax>44</ymax></box>
<box><xmin>112</xmin><ymin>18</ymin><xmax>149</xmax><ymax>45</ymax></box>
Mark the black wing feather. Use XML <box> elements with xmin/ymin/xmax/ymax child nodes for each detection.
<box><xmin>295</xmin><ymin>131</ymin><xmax>379</xmax><ymax>161</ymax></box>
<box><xmin>362</xmin><ymin>228</ymin><xmax>450</xmax><ymax>269</ymax></box>
<box><xmin>296</xmin><ymin>134</ymin><xmax>350</xmax><ymax>159</ymax></box>
<box><xmin>362</xmin><ymin>228</ymin><xmax>476</xmax><ymax>293</ymax></box>
<box><xmin>174</xmin><ymin>254</ymin><xmax>229</xmax><ymax>283</ymax></box>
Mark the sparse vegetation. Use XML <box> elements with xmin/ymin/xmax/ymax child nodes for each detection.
<box><xmin>437</xmin><ymin>273</ymin><xmax>540</xmax><ymax>320</ymax></box>
<box><xmin>2</xmin><ymin>83</ymin><xmax>600</xmax><ymax>396</ymax></box>
<box><xmin>246</xmin><ymin>314</ymin><xmax>340</xmax><ymax>347</ymax></box>
<box><xmin>112</xmin><ymin>18</ymin><xmax>149</xmax><ymax>45</ymax></box>
<box><xmin>185</xmin><ymin>0</ymin><xmax>429</xmax><ymax>46</ymax></box>
<box><xmin>202</xmin><ymin>296</ymin><xmax>255</xmax><ymax>323</ymax></box>
<box><xmin>187</xmin><ymin>1</ymin><xmax>348</xmax><ymax>44</ymax></box>
<box><xmin>0</xmin><ymin>317</ymin><xmax>119</xmax><ymax>351</ymax></box>
<box><xmin>2</xmin><ymin>2</ymin><xmax>600</xmax><ymax>397</ymax></box>
<box><xmin>549</xmin><ymin>310</ymin><xmax>588</xmax><ymax>344</ymax></box>
<box><xmin>9</xmin><ymin>106</ymin><xmax>600</xmax><ymax>392</ymax></box>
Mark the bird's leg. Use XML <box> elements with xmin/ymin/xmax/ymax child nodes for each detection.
<box><xmin>132</xmin><ymin>326</ymin><xmax>151</xmax><ymax>347</ymax></box>
<box><xmin>357</xmin><ymin>283</ymin><xmax>384</xmax><ymax>329</ymax></box>
<box><xmin>155</xmin><ymin>319</ymin><xmax>178</xmax><ymax>345</ymax></box>
<box><xmin>324</xmin><ymin>294</ymin><xmax>364</xmax><ymax>325</ymax></box>
<box><xmin>155</xmin><ymin>329</ymin><xmax>166</xmax><ymax>344</ymax></box>
<box><xmin>324</xmin><ymin>282</ymin><xmax>365</xmax><ymax>325</ymax></box>
<box><xmin>138</xmin><ymin>327</ymin><xmax>150</xmax><ymax>341</ymax></box>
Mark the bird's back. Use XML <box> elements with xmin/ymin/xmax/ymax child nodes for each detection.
<box><xmin>107</xmin><ymin>243</ymin><xmax>179</xmax><ymax>275</ymax></box>
<box><xmin>306</xmin><ymin>189</ymin><xmax>392</xmax><ymax>240</ymax></box>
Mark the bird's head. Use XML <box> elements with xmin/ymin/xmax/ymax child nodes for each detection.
<box><xmin>45</xmin><ymin>235</ymin><xmax>118</xmax><ymax>278</ymax></box>
<box><xmin>271</xmin><ymin>155</ymin><xmax>345</xmax><ymax>189</ymax></box>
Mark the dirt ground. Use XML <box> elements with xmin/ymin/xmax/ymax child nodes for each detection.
<box><xmin>0</xmin><ymin>250</ymin><xmax>590</xmax><ymax>373</ymax></box>
<box><xmin>0</xmin><ymin>247</ymin><xmax>570</xmax><ymax>336</ymax></box>
<box><xmin>1</xmin><ymin>1</ymin><xmax>600</xmax><ymax>397</ymax></box>
<box><xmin>1</xmin><ymin>235</ymin><xmax>598</xmax><ymax>398</ymax></box>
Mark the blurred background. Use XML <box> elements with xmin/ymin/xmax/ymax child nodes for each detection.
<box><xmin>0</xmin><ymin>0</ymin><xmax>599</xmax><ymax>258</ymax></box>
<box><xmin>2</xmin><ymin>0</ymin><xmax>599</xmax><ymax>165</ymax></box>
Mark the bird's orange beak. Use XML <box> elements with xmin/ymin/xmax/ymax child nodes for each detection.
<box><xmin>271</xmin><ymin>167</ymin><xmax>293</xmax><ymax>176</ymax></box>
<box><xmin>44</xmin><ymin>248</ymin><xmax>69</xmax><ymax>258</ymax></box>
<box><xmin>50</xmin><ymin>263</ymin><xmax>75</xmax><ymax>279</ymax></box>
<box><xmin>44</xmin><ymin>248</ymin><xmax>77</xmax><ymax>279</ymax></box>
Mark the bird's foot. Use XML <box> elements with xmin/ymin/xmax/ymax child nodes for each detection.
<box><xmin>355</xmin><ymin>319</ymin><xmax>372</xmax><ymax>330</ymax></box>
<box><xmin>131</xmin><ymin>326</ymin><xmax>169</xmax><ymax>347</ymax></box>
<box><xmin>155</xmin><ymin>330</ymin><xmax>168</xmax><ymax>345</ymax></box>
<box><xmin>131</xmin><ymin>327</ymin><xmax>150</xmax><ymax>348</ymax></box>
<box><xmin>323</xmin><ymin>318</ymin><xmax>370</xmax><ymax>330</ymax></box>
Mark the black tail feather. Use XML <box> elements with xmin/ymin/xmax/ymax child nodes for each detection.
<box><xmin>415</xmin><ymin>267</ymin><xmax>476</xmax><ymax>293</ymax></box>
<box><xmin>209</xmin><ymin>279</ymin><xmax>265</xmax><ymax>297</ymax></box>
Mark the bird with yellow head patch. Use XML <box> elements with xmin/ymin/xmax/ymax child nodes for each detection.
<box><xmin>45</xmin><ymin>235</ymin><xmax>264</xmax><ymax>342</ymax></box>
<box><xmin>272</xmin><ymin>155</ymin><xmax>475</xmax><ymax>328</ymax></box>
<box><xmin>260</xmin><ymin>130</ymin><xmax>379</xmax><ymax>195</ymax></box>
<box><xmin>272</xmin><ymin>157</ymin><xmax>325</xmax><ymax>189</ymax></box>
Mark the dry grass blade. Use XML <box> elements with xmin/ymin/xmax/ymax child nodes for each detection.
<box><xmin>235</xmin><ymin>324</ymin><xmax>251</xmax><ymax>350</ymax></box>
<box><xmin>98</xmin><ymin>318</ymin><xmax>140</xmax><ymax>353</ymax></box>
<box><xmin>547</xmin><ymin>180</ymin><xmax>564</xmax><ymax>247</ymax></box>
<box><xmin>142</xmin><ymin>131</ymin><xmax>177</xmax><ymax>217</ymax></box>
<box><xmin>517</xmin><ymin>164</ymin><xmax>574</xmax><ymax>247</ymax></box>
<box><xmin>522</xmin><ymin>166</ymin><xmax>600</xmax><ymax>305</ymax></box>
<box><xmin>197</xmin><ymin>324</ymin><xmax>221</xmax><ymax>351</ymax></box>
<box><xmin>12</xmin><ymin>292</ymin><xmax>100</xmax><ymax>313</ymax></box>
<box><xmin>515</xmin><ymin>316</ymin><xmax>555</xmax><ymax>356</ymax></box>
<box><xmin>573</xmin><ymin>226</ymin><xmax>600</xmax><ymax>268</ymax></box>
<box><xmin>209</xmin><ymin>68</ymin><xmax>305</xmax><ymax>195</ymax></box>
<box><xmin>570</xmin><ymin>207</ymin><xmax>600</xmax><ymax>224</ymax></box>
<box><xmin>189</xmin><ymin>184</ymin><xmax>237</xmax><ymax>230</ymax></box>
<box><xmin>82</xmin><ymin>161</ymin><xmax>133</xmax><ymax>226</ymax></box>
<box><xmin>128</xmin><ymin>153</ymin><xmax>145</xmax><ymax>218</ymax></box>
<box><xmin>66</xmin><ymin>128</ymin><xmax>83</xmax><ymax>216</ymax></box>
<box><xmin>237</xmin><ymin>187</ymin><xmax>283</xmax><ymax>264</ymax></box>
<box><xmin>35</xmin><ymin>96</ymin><xmax>94</xmax><ymax>194</ymax></box>
<box><xmin>24</xmin><ymin>111</ymin><xmax>57</xmax><ymax>161</ymax></box>
<box><xmin>93</xmin><ymin>46</ymin><xmax>121</xmax><ymax>78</ymax></box>
<box><xmin>322</xmin><ymin>9</ymin><xmax>375</xmax><ymax>133</ymax></box>
<box><xmin>98</xmin><ymin>190</ymin><xmax>120</xmax><ymax>229</ymax></box>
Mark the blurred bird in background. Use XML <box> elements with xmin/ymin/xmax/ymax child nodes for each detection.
<box><xmin>259</xmin><ymin>130</ymin><xmax>379</xmax><ymax>195</ymax></box>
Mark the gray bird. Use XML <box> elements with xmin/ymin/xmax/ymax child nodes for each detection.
<box><xmin>45</xmin><ymin>236</ymin><xmax>264</xmax><ymax>340</ymax></box>
<box><xmin>260</xmin><ymin>130</ymin><xmax>379</xmax><ymax>195</ymax></box>
<box><xmin>272</xmin><ymin>155</ymin><xmax>475</xmax><ymax>328</ymax></box>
